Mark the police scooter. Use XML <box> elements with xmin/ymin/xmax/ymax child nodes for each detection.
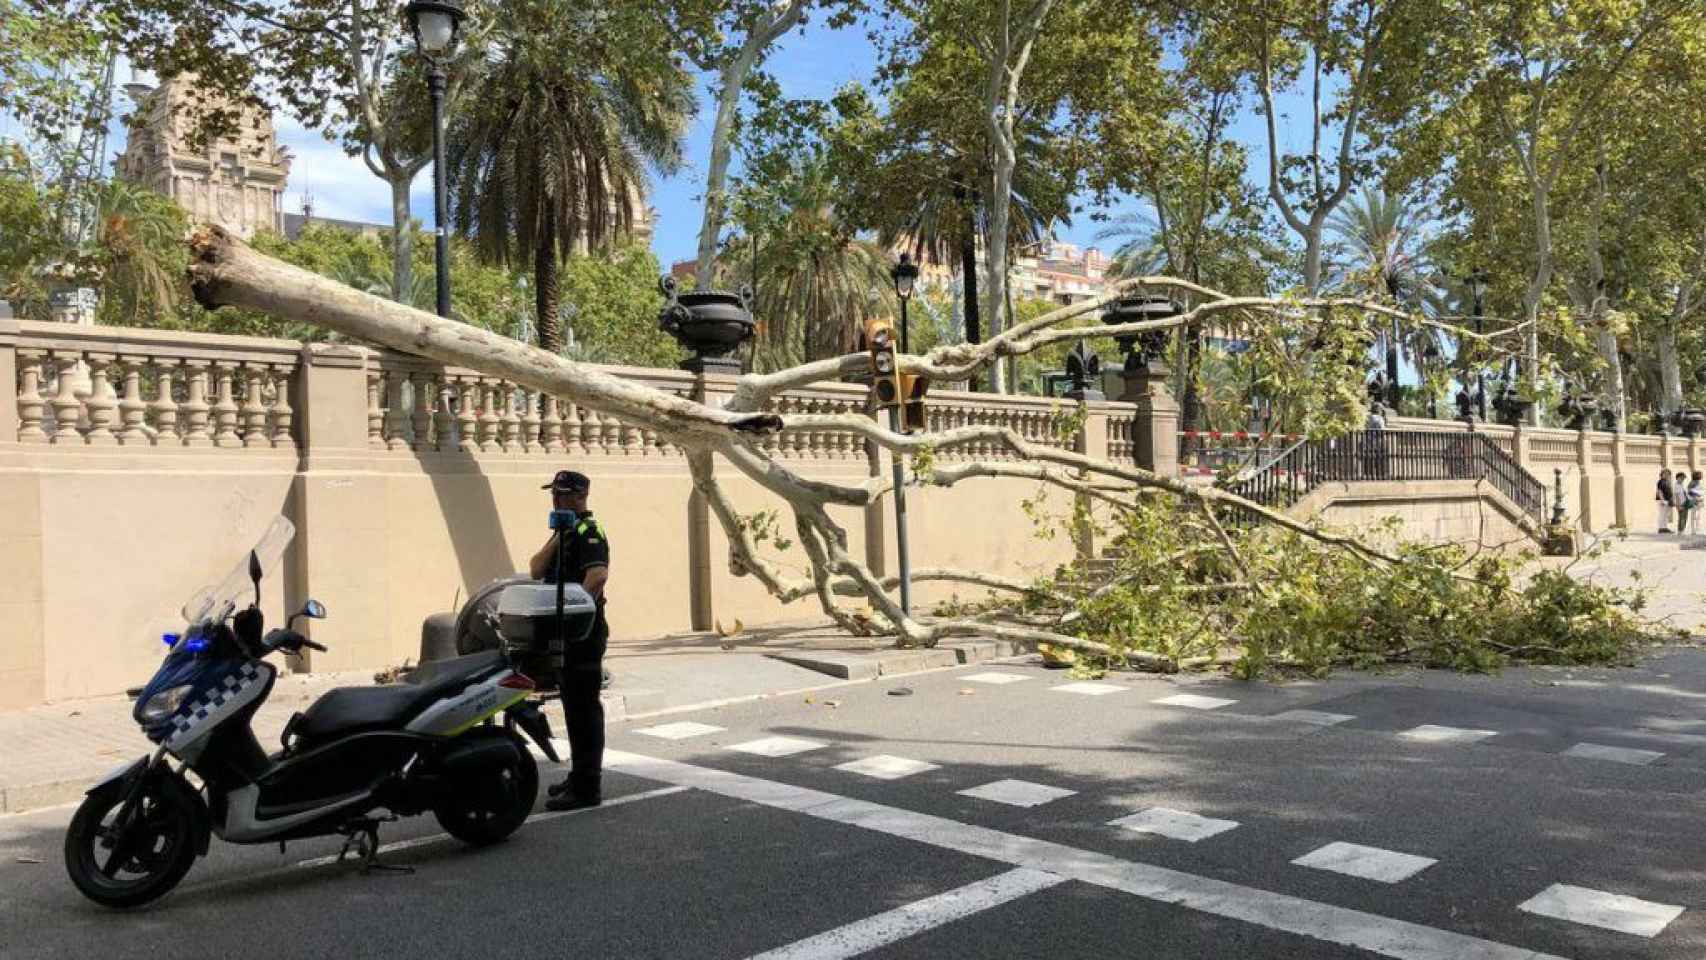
<box><xmin>63</xmin><ymin>516</ymin><xmax>586</xmax><ymax>909</ymax></box>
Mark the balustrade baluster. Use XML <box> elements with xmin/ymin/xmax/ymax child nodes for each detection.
<box><xmin>181</xmin><ymin>360</ymin><xmax>213</xmax><ymax>446</ymax></box>
<box><xmin>580</xmin><ymin>407</ymin><xmax>603</xmax><ymax>454</ymax></box>
<box><xmin>411</xmin><ymin>372</ymin><xmax>435</xmax><ymax>451</ymax></box>
<box><xmin>476</xmin><ymin>379</ymin><xmax>500</xmax><ymax>452</ymax></box>
<box><xmin>381</xmin><ymin>371</ymin><xmax>409</xmax><ymax>451</ymax></box>
<box><xmin>364</xmin><ymin>368</ymin><xmax>384</xmax><ymax>449</ymax></box>
<box><xmin>569</xmin><ymin>403</ymin><xmax>591</xmax><ymax>454</ymax></box>
<box><xmin>116</xmin><ymin>356</ymin><xmax>149</xmax><ymax>444</ymax></box>
<box><xmin>82</xmin><ymin>354</ymin><xmax>120</xmax><ymax>445</ymax></box>
<box><xmin>211</xmin><ymin>361</ymin><xmax>241</xmax><ymax>448</ymax></box>
<box><xmin>455</xmin><ymin>377</ymin><xmax>479</xmax><ymax>451</ymax></box>
<box><xmin>150</xmin><ymin>360</ymin><xmax>180</xmax><ymax>444</ymax></box>
<box><xmin>600</xmin><ymin>407</ymin><xmax>620</xmax><ymax>454</ymax></box>
<box><xmin>434</xmin><ymin>377</ymin><xmax>458</xmax><ymax>451</ymax></box>
<box><xmin>269</xmin><ymin>364</ymin><xmax>294</xmax><ymax>447</ymax></box>
<box><xmin>541</xmin><ymin>396</ymin><xmax>565</xmax><ymax>453</ymax></box>
<box><xmin>620</xmin><ymin>410</ymin><xmax>642</xmax><ymax>455</ymax></box>
<box><xmin>241</xmin><ymin>363</ymin><xmax>271</xmax><ymax>448</ymax></box>
<box><xmin>16</xmin><ymin>349</ymin><xmax>47</xmax><ymax>443</ymax></box>
<box><xmin>498</xmin><ymin>382</ymin><xmax>522</xmax><ymax>451</ymax></box>
<box><xmin>520</xmin><ymin>388</ymin><xmax>542</xmax><ymax>452</ymax></box>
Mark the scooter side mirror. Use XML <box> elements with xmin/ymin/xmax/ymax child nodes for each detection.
<box><xmin>248</xmin><ymin>550</ymin><xmax>263</xmax><ymax>605</ymax></box>
<box><xmin>303</xmin><ymin>599</ymin><xmax>327</xmax><ymax>619</ymax></box>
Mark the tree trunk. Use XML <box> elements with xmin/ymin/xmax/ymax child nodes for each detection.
<box><xmin>1596</xmin><ymin>326</ymin><xmax>1626</xmax><ymax>430</ymax></box>
<box><xmin>389</xmin><ymin>175</ymin><xmax>415</xmax><ymax>303</ymax></box>
<box><xmin>1181</xmin><ymin>326</ymin><xmax>1204</xmax><ymax>431</ymax></box>
<box><xmin>960</xmin><ymin>227</ymin><xmax>981</xmax><ymax>347</ymax></box>
<box><xmin>1658</xmin><ymin>323</ymin><xmax>1684</xmax><ymax>417</ymax></box>
<box><xmin>984</xmin><ymin>159</ymin><xmax>1011</xmax><ymax>395</ymax></box>
<box><xmin>535</xmin><ymin>207</ymin><xmax>562</xmax><ymax>353</ymax></box>
<box><xmin>694</xmin><ymin>58</ymin><xmax>747</xmax><ymax>285</ymax></box>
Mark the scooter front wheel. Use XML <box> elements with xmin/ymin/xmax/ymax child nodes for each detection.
<box><xmin>64</xmin><ymin>776</ymin><xmax>199</xmax><ymax>908</ymax></box>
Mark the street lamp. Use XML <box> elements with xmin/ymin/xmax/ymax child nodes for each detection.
<box><xmin>1464</xmin><ymin>267</ymin><xmax>1490</xmax><ymax>422</ymax></box>
<box><xmin>405</xmin><ymin>0</ymin><xmax>467</xmax><ymax>319</ymax></box>
<box><xmin>890</xmin><ymin>252</ymin><xmax>919</xmax><ymax>355</ymax></box>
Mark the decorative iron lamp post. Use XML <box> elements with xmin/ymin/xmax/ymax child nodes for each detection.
<box><xmin>890</xmin><ymin>253</ymin><xmax>919</xmax><ymax>355</ymax></box>
<box><xmin>1464</xmin><ymin>267</ymin><xmax>1489</xmax><ymax>422</ymax></box>
<box><xmin>657</xmin><ymin>276</ymin><xmax>755</xmax><ymax>374</ymax></box>
<box><xmin>1063</xmin><ymin>342</ymin><xmax>1103</xmax><ymax>401</ymax></box>
<box><xmin>404</xmin><ymin>0</ymin><xmax>466</xmax><ymax>319</ymax></box>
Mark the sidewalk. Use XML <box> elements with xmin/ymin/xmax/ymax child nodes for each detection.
<box><xmin>0</xmin><ymin>620</ymin><xmax>1021</xmax><ymax>814</ymax></box>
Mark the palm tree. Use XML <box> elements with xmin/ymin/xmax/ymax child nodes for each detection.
<box><xmin>448</xmin><ymin>4</ymin><xmax>692</xmax><ymax>352</ymax></box>
<box><xmin>1328</xmin><ymin>187</ymin><xmax>1433</xmax><ymax>409</ymax></box>
<box><xmin>91</xmin><ymin>179</ymin><xmax>189</xmax><ymax>326</ymax></box>
<box><xmin>732</xmin><ymin>159</ymin><xmax>896</xmax><ymax>372</ymax></box>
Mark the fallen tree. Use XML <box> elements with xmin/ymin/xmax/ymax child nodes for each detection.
<box><xmin>188</xmin><ymin>225</ymin><xmax>1661</xmax><ymax>674</ymax></box>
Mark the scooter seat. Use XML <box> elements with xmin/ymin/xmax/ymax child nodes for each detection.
<box><xmin>294</xmin><ymin>651</ymin><xmax>507</xmax><ymax>742</ymax></box>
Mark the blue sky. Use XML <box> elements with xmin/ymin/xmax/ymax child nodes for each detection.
<box><xmin>71</xmin><ymin>14</ymin><xmax>1327</xmax><ymax>271</ymax></box>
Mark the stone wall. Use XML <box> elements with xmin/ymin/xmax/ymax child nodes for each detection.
<box><xmin>1</xmin><ymin>320</ymin><xmax>1150</xmax><ymax>708</ymax></box>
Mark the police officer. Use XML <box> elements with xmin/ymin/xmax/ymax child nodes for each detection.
<box><xmin>528</xmin><ymin>470</ymin><xmax>609</xmax><ymax>810</ymax></box>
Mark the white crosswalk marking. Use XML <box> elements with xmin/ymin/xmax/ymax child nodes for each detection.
<box><xmin>1517</xmin><ymin>883</ymin><xmax>1684</xmax><ymax>938</ymax></box>
<box><xmin>1108</xmin><ymin>807</ymin><xmax>1240</xmax><ymax>843</ymax></box>
<box><xmin>1562</xmin><ymin>742</ymin><xmax>1664</xmax><ymax>765</ymax></box>
<box><xmin>957</xmin><ymin>779</ymin><xmax>1077</xmax><ymax>808</ymax></box>
<box><xmin>1153</xmin><ymin>693</ymin><xmax>1238</xmax><ymax>710</ymax></box>
<box><xmin>1270</xmin><ymin>709</ymin><xmax>1356</xmax><ymax>726</ymax></box>
<box><xmin>730</xmin><ymin>736</ymin><xmax>829</xmax><ymax>757</ymax></box>
<box><xmin>959</xmin><ymin>672</ymin><xmax>1031</xmax><ymax>685</ymax></box>
<box><xmin>635</xmin><ymin>721</ymin><xmax>726</xmax><ymax>740</ymax></box>
<box><xmin>606</xmin><ymin>750</ymin><xmax>1567</xmax><ymax>960</ymax></box>
<box><xmin>1397</xmin><ymin>724</ymin><xmax>1497</xmax><ymax>745</ymax></box>
<box><xmin>742</xmin><ymin>868</ymin><xmax>1067</xmax><ymax>959</ymax></box>
<box><xmin>1050</xmin><ymin>681</ymin><xmax>1125</xmax><ymax>696</ymax></box>
<box><xmin>1292</xmin><ymin>841</ymin><xmax>1436</xmax><ymax>884</ymax></box>
<box><xmin>835</xmin><ymin>755</ymin><xmax>940</xmax><ymax>780</ymax></box>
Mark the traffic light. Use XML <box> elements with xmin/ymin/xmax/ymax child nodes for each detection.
<box><xmin>863</xmin><ymin>317</ymin><xmax>902</xmax><ymax>409</ymax></box>
<box><xmin>899</xmin><ymin>373</ymin><xmax>929</xmax><ymax>434</ymax></box>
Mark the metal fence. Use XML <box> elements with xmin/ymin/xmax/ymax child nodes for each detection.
<box><xmin>1222</xmin><ymin>430</ymin><xmax>1547</xmax><ymax>526</ymax></box>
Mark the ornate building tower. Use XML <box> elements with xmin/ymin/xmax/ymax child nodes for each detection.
<box><xmin>114</xmin><ymin>76</ymin><xmax>292</xmax><ymax>239</ymax></box>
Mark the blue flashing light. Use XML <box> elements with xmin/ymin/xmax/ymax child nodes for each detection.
<box><xmin>185</xmin><ymin>634</ymin><xmax>208</xmax><ymax>653</ymax></box>
<box><xmin>162</xmin><ymin>632</ymin><xmax>180</xmax><ymax>648</ymax></box>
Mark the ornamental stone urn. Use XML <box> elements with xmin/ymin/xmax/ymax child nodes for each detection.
<box><xmin>657</xmin><ymin>276</ymin><xmax>755</xmax><ymax>374</ymax></box>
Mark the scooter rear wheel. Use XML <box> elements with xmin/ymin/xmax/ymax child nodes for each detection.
<box><xmin>64</xmin><ymin>776</ymin><xmax>198</xmax><ymax>908</ymax></box>
<box><xmin>433</xmin><ymin>728</ymin><xmax>538</xmax><ymax>846</ymax></box>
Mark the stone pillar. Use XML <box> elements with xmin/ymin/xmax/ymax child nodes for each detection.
<box><xmin>291</xmin><ymin>343</ymin><xmax>390</xmax><ymax>671</ymax></box>
<box><xmin>1122</xmin><ymin>363</ymin><xmax>1179</xmax><ymax>476</ymax></box>
<box><xmin>0</xmin><ymin>320</ymin><xmax>17</xmax><ymax>446</ymax></box>
<box><xmin>1576</xmin><ymin>428</ymin><xmax>1594</xmax><ymax>532</ymax></box>
<box><xmin>1074</xmin><ymin>401</ymin><xmax>1109</xmax><ymax>560</ymax></box>
<box><xmin>1612</xmin><ymin>430</ymin><xmax>1630</xmax><ymax>530</ymax></box>
<box><xmin>1511</xmin><ymin>420</ymin><xmax>1532</xmax><ymax>474</ymax></box>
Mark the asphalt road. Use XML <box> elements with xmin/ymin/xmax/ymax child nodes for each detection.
<box><xmin>6</xmin><ymin>649</ymin><xmax>1706</xmax><ymax>960</ymax></box>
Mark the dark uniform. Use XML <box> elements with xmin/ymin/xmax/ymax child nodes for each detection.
<box><xmin>542</xmin><ymin>511</ymin><xmax>610</xmax><ymax>804</ymax></box>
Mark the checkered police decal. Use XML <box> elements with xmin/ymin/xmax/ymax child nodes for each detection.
<box><xmin>164</xmin><ymin>663</ymin><xmax>268</xmax><ymax>754</ymax></box>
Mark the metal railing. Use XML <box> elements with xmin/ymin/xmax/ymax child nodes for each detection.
<box><xmin>1221</xmin><ymin>429</ymin><xmax>1546</xmax><ymax>526</ymax></box>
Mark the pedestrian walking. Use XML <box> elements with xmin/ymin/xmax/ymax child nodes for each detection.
<box><xmin>1363</xmin><ymin>403</ymin><xmax>1388</xmax><ymax>480</ymax></box>
<box><xmin>1690</xmin><ymin>471</ymin><xmax>1704</xmax><ymax>535</ymax></box>
<box><xmin>528</xmin><ymin>470</ymin><xmax>611</xmax><ymax>810</ymax></box>
<box><xmin>1658</xmin><ymin>469</ymin><xmax>1675</xmax><ymax>533</ymax></box>
<box><xmin>1674</xmin><ymin>472</ymin><xmax>1691</xmax><ymax>536</ymax></box>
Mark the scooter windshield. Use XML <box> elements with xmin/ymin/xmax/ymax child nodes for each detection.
<box><xmin>179</xmin><ymin>516</ymin><xmax>296</xmax><ymax>627</ymax></box>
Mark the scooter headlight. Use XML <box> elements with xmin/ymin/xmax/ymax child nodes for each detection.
<box><xmin>138</xmin><ymin>684</ymin><xmax>194</xmax><ymax>723</ymax></box>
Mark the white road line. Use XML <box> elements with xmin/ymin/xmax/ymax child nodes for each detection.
<box><xmin>605</xmin><ymin>750</ymin><xmax>1566</xmax><ymax>960</ymax></box>
<box><xmin>956</xmin><ymin>779</ymin><xmax>1077</xmax><ymax>808</ymax></box>
<box><xmin>959</xmin><ymin>672</ymin><xmax>1031</xmax><ymax>685</ymax></box>
<box><xmin>835</xmin><ymin>755</ymin><xmax>940</xmax><ymax>780</ymax></box>
<box><xmin>1153</xmin><ymin>693</ymin><xmax>1238</xmax><ymax>710</ymax></box>
<box><xmin>1049</xmin><ymin>681</ymin><xmax>1126</xmax><ymax>696</ymax></box>
<box><xmin>1270</xmin><ymin>709</ymin><xmax>1356</xmax><ymax>726</ymax></box>
<box><xmin>1561</xmin><ymin>743</ymin><xmax>1664</xmax><ymax>765</ymax></box>
<box><xmin>1292</xmin><ymin>841</ymin><xmax>1436</xmax><ymax>884</ymax></box>
<box><xmin>1108</xmin><ymin>807</ymin><xmax>1240</xmax><ymax>843</ymax></box>
<box><xmin>730</xmin><ymin>736</ymin><xmax>830</xmax><ymax>758</ymax></box>
<box><xmin>1517</xmin><ymin>883</ymin><xmax>1684</xmax><ymax>938</ymax></box>
<box><xmin>289</xmin><ymin>785</ymin><xmax>690</xmax><ymax>869</ymax></box>
<box><xmin>635</xmin><ymin>721</ymin><xmax>726</xmax><ymax>740</ymax></box>
<box><xmin>742</xmin><ymin>868</ymin><xmax>1067</xmax><ymax>960</ymax></box>
<box><xmin>1398</xmin><ymin>724</ymin><xmax>1498</xmax><ymax>745</ymax></box>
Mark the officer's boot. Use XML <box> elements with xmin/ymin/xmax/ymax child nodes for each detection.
<box><xmin>546</xmin><ymin>771</ymin><xmax>601</xmax><ymax>811</ymax></box>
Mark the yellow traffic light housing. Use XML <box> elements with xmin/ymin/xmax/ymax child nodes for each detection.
<box><xmin>899</xmin><ymin>373</ymin><xmax>929</xmax><ymax>433</ymax></box>
<box><xmin>864</xmin><ymin>317</ymin><xmax>902</xmax><ymax>409</ymax></box>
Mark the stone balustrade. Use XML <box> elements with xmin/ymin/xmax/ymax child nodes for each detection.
<box><xmin>8</xmin><ymin>321</ymin><xmax>300</xmax><ymax>450</ymax></box>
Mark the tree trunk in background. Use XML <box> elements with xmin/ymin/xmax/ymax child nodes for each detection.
<box><xmin>960</xmin><ymin>229</ymin><xmax>981</xmax><ymax>392</ymax></box>
<box><xmin>535</xmin><ymin>207</ymin><xmax>561</xmax><ymax>353</ymax></box>
<box><xmin>1658</xmin><ymin>324</ymin><xmax>1684</xmax><ymax>417</ymax></box>
<box><xmin>1596</xmin><ymin>327</ymin><xmax>1626</xmax><ymax>430</ymax></box>
<box><xmin>1181</xmin><ymin>327</ymin><xmax>1204</xmax><ymax>432</ymax></box>
<box><xmin>389</xmin><ymin>176</ymin><xmax>415</xmax><ymax>303</ymax></box>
